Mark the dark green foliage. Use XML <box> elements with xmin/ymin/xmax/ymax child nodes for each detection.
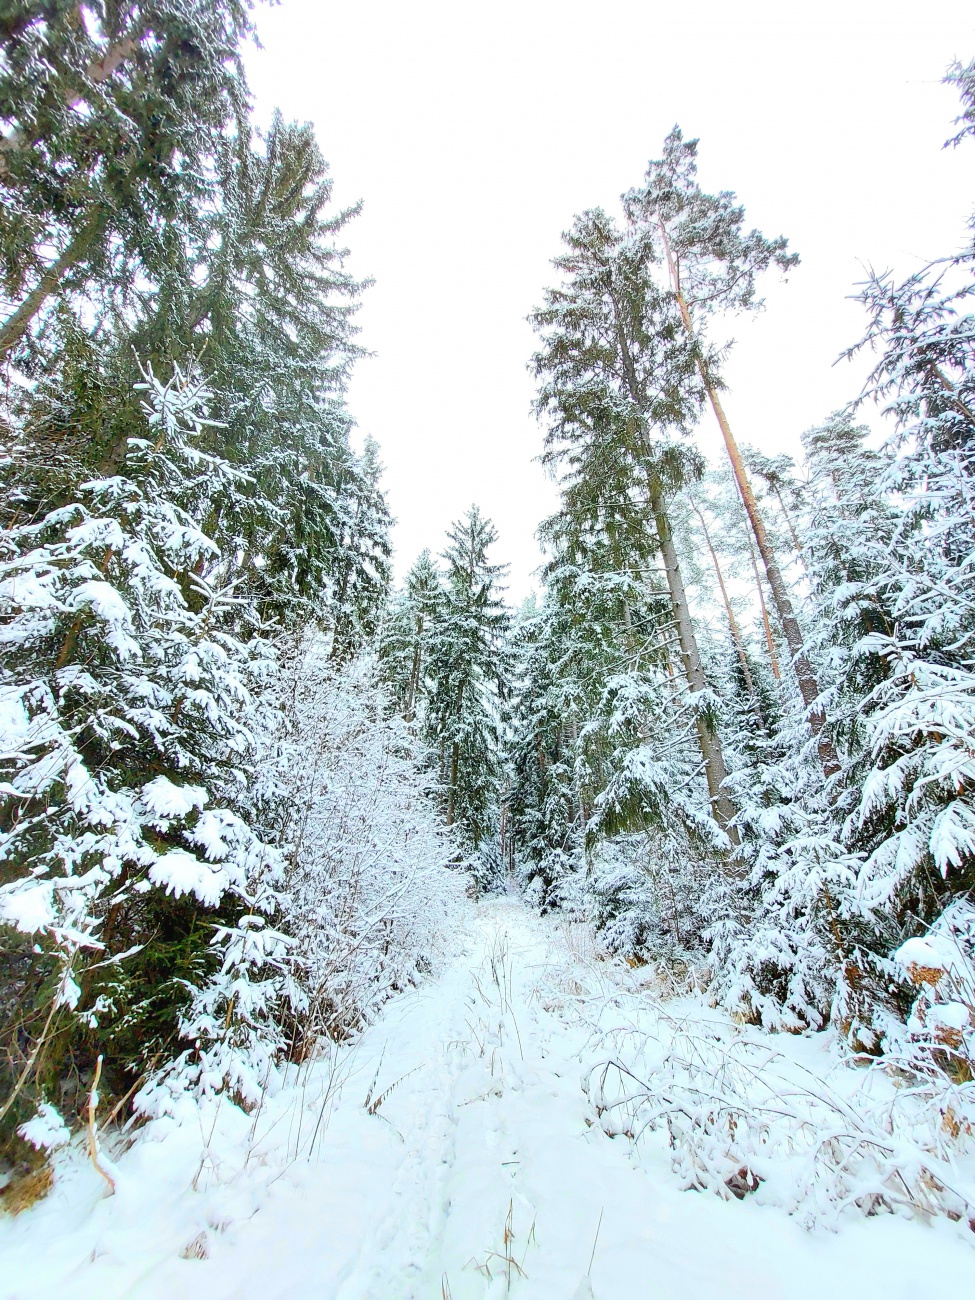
<box><xmin>379</xmin><ymin>511</ymin><xmax>510</xmax><ymax>865</ymax></box>
<box><xmin>0</xmin><ymin>1</ymin><xmax>254</xmax><ymax>355</ymax></box>
<box><xmin>0</xmin><ymin>6</ymin><xmax>393</xmax><ymax>1159</ymax></box>
<box><xmin>427</xmin><ymin>507</ymin><xmax>510</xmax><ymax>852</ymax></box>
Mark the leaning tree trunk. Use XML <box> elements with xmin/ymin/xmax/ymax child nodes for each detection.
<box><xmin>743</xmin><ymin>520</ymin><xmax>781</xmax><ymax>681</ymax></box>
<box><xmin>657</xmin><ymin>220</ymin><xmax>839</xmax><ymax>778</ymax></box>
<box><xmin>611</xmin><ymin>301</ymin><xmax>739</xmax><ymax>843</ymax></box>
<box><xmin>0</xmin><ymin>212</ymin><xmax>102</xmax><ymax>358</ymax></box>
<box><xmin>770</xmin><ymin>481</ymin><xmax>806</xmax><ymax>561</ymax></box>
<box><xmin>650</xmin><ymin>485</ymin><xmax>739</xmax><ymax>844</ymax></box>
<box><xmin>689</xmin><ymin>497</ymin><xmax>765</xmax><ymax>729</ymax></box>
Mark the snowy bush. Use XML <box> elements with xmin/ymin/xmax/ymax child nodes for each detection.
<box><xmin>889</xmin><ymin>900</ymin><xmax>975</xmax><ymax>1085</ymax></box>
<box><xmin>254</xmin><ymin>641</ymin><xmax>468</xmax><ymax>1048</ymax></box>
<box><xmin>588</xmin><ymin>831</ymin><xmax>711</xmax><ymax>963</ymax></box>
<box><xmin>583</xmin><ymin>1006</ymin><xmax>975</xmax><ymax>1232</ymax></box>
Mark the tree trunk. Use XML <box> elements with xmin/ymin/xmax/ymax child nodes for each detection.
<box><xmin>0</xmin><ymin>213</ymin><xmax>101</xmax><ymax>358</ymax></box>
<box><xmin>611</xmin><ymin>296</ymin><xmax>738</xmax><ymax>837</ymax></box>
<box><xmin>771</xmin><ymin>482</ymin><xmax>806</xmax><ymax>560</ymax></box>
<box><xmin>689</xmin><ymin>497</ymin><xmax>765</xmax><ymax>728</ymax></box>
<box><xmin>657</xmin><ymin>219</ymin><xmax>839</xmax><ymax>777</ymax></box>
<box><xmin>742</xmin><ymin>521</ymin><xmax>781</xmax><ymax>680</ymax></box>
<box><xmin>609</xmin><ymin>297</ymin><xmax>739</xmax><ymax>841</ymax></box>
<box><xmin>404</xmin><ymin>614</ymin><xmax>424</xmax><ymax>722</ymax></box>
<box><xmin>650</xmin><ymin>486</ymin><xmax>739</xmax><ymax>843</ymax></box>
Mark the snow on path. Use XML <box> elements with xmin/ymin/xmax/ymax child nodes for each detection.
<box><xmin>2</xmin><ymin>898</ymin><xmax>973</xmax><ymax>1298</ymax></box>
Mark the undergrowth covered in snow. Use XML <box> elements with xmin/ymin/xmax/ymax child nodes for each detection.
<box><xmin>535</xmin><ymin>913</ymin><xmax>975</xmax><ymax>1239</ymax></box>
<box><xmin>2</xmin><ymin>901</ymin><xmax>974</xmax><ymax>1299</ymax></box>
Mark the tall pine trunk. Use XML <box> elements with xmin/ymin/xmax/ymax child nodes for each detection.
<box><xmin>770</xmin><ymin>482</ymin><xmax>806</xmax><ymax>560</ymax></box>
<box><xmin>743</xmin><ymin>521</ymin><xmax>781</xmax><ymax>681</ymax></box>
<box><xmin>689</xmin><ymin>498</ymin><xmax>765</xmax><ymax>727</ymax></box>
<box><xmin>657</xmin><ymin>220</ymin><xmax>839</xmax><ymax>777</ymax></box>
<box><xmin>650</xmin><ymin>486</ymin><xmax>739</xmax><ymax>843</ymax></box>
<box><xmin>611</xmin><ymin>301</ymin><xmax>739</xmax><ymax>842</ymax></box>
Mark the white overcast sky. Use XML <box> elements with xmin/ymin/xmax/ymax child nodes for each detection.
<box><xmin>247</xmin><ymin>0</ymin><xmax>974</xmax><ymax>599</ymax></box>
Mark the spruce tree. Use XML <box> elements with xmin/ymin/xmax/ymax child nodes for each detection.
<box><xmin>0</xmin><ymin>1</ymin><xmax>254</xmax><ymax>361</ymax></box>
<box><xmin>425</xmin><ymin>508</ymin><xmax>510</xmax><ymax>870</ymax></box>
<box><xmin>378</xmin><ymin>550</ymin><xmax>446</xmax><ymax>723</ymax></box>
<box><xmin>0</xmin><ymin>366</ymin><xmax>287</xmax><ymax>1139</ymax></box>
<box><xmin>834</xmin><ymin>239</ymin><xmax>975</xmax><ymax>945</ymax></box>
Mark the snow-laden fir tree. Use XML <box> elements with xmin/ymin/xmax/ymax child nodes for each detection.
<box><xmin>0</xmin><ymin>13</ymin><xmax>398</xmax><ymax>1154</ymax></box>
<box><xmin>424</xmin><ymin>508</ymin><xmax>511</xmax><ymax>887</ymax></box>
<box><xmin>0</xmin><ymin>367</ymin><xmax>291</xmax><ymax>1139</ymax></box>
<box><xmin>507</xmin><ymin>592</ymin><xmax>589</xmax><ymax>909</ymax></box>
<box><xmin>378</xmin><ymin>549</ymin><xmax>446</xmax><ymax>723</ymax></box>
<box><xmin>0</xmin><ymin>1</ymin><xmax>255</xmax><ymax>361</ymax></box>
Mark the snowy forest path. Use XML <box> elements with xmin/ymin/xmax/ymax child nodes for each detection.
<box><xmin>291</xmin><ymin>896</ymin><xmax>693</xmax><ymax>1298</ymax></box>
<box><xmin>5</xmin><ymin>898</ymin><xmax>972</xmax><ymax>1300</ymax></box>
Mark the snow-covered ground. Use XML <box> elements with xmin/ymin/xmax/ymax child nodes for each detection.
<box><xmin>2</xmin><ymin>898</ymin><xmax>973</xmax><ymax>1298</ymax></box>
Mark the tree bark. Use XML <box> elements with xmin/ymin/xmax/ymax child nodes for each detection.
<box><xmin>689</xmin><ymin>497</ymin><xmax>765</xmax><ymax>728</ymax></box>
<box><xmin>770</xmin><ymin>482</ymin><xmax>806</xmax><ymax>560</ymax></box>
<box><xmin>650</xmin><ymin>486</ymin><xmax>739</xmax><ymax>843</ymax></box>
<box><xmin>0</xmin><ymin>212</ymin><xmax>101</xmax><ymax>357</ymax></box>
<box><xmin>657</xmin><ymin>219</ymin><xmax>840</xmax><ymax>777</ymax></box>
<box><xmin>610</xmin><ymin>295</ymin><xmax>740</xmax><ymax>839</ymax></box>
<box><xmin>742</xmin><ymin>521</ymin><xmax>781</xmax><ymax>680</ymax></box>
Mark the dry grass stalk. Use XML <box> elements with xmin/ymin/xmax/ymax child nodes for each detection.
<box><xmin>87</xmin><ymin>1054</ymin><xmax>116</xmax><ymax>1196</ymax></box>
<box><xmin>0</xmin><ymin>1163</ymin><xmax>53</xmax><ymax>1216</ymax></box>
<box><xmin>180</xmin><ymin>1230</ymin><xmax>210</xmax><ymax>1260</ymax></box>
<box><xmin>466</xmin><ymin>1199</ymin><xmax>536</xmax><ymax>1287</ymax></box>
<box><xmin>365</xmin><ymin>1066</ymin><xmax>421</xmax><ymax>1116</ymax></box>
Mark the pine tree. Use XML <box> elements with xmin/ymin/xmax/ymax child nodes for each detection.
<box><xmin>174</xmin><ymin>112</ymin><xmax>377</xmax><ymax>631</ymax></box>
<box><xmin>530</xmin><ymin>208</ymin><xmax>738</xmax><ymax>842</ymax></box>
<box><xmin>0</xmin><ymin>366</ymin><xmax>287</xmax><ymax>1137</ymax></box>
<box><xmin>508</xmin><ymin>583</ymin><xmax>597</xmax><ymax>907</ymax></box>
<box><xmin>378</xmin><ymin>550</ymin><xmax>446</xmax><ymax>723</ymax></box>
<box><xmin>3</xmin><ymin>103</ymin><xmax>384</xmax><ymax>638</ymax></box>
<box><xmin>623</xmin><ymin>129</ymin><xmax>839</xmax><ymax>777</ymax></box>
<box><xmin>0</xmin><ymin>3</ymin><xmax>401</xmax><ymax>1151</ymax></box>
<box><xmin>328</xmin><ymin>438</ymin><xmax>393</xmax><ymax>661</ymax></box>
<box><xmin>834</xmin><ymin>236</ymin><xmax>975</xmax><ymax>948</ymax></box>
